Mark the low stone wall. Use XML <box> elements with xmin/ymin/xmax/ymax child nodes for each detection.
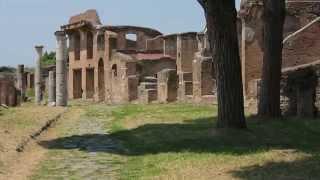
<box><xmin>0</xmin><ymin>78</ymin><xmax>20</xmax><ymax>107</ymax></box>
<box><xmin>248</xmin><ymin>61</ymin><xmax>320</xmax><ymax>117</ymax></box>
<box><xmin>280</xmin><ymin>62</ymin><xmax>320</xmax><ymax>117</ymax></box>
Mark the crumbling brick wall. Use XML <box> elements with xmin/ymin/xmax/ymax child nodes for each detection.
<box><xmin>280</xmin><ymin>63</ymin><xmax>320</xmax><ymax>117</ymax></box>
<box><xmin>157</xmin><ymin>69</ymin><xmax>178</xmax><ymax>103</ymax></box>
<box><xmin>240</xmin><ymin>0</ymin><xmax>320</xmax><ymax>96</ymax></box>
<box><xmin>0</xmin><ymin>78</ymin><xmax>20</xmax><ymax>107</ymax></box>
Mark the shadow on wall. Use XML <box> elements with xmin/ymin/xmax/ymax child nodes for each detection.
<box><xmin>38</xmin><ymin>116</ymin><xmax>320</xmax><ymax>178</ymax></box>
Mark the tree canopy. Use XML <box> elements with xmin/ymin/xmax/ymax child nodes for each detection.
<box><xmin>41</xmin><ymin>51</ymin><xmax>56</xmax><ymax>66</ymax></box>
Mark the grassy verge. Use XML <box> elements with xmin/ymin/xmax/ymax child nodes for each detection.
<box><xmin>0</xmin><ymin>102</ymin><xmax>65</xmax><ymax>176</ymax></box>
<box><xmin>84</xmin><ymin>103</ymin><xmax>320</xmax><ymax>180</ymax></box>
<box><xmin>0</xmin><ymin>103</ymin><xmax>65</xmax><ymax>157</ymax></box>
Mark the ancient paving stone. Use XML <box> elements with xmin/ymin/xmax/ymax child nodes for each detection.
<box><xmin>31</xmin><ymin>107</ymin><xmax>123</xmax><ymax>180</ymax></box>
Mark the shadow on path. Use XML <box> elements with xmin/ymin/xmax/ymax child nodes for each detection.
<box><xmin>38</xmin><ymin>116</ymin><xmax>320</xmax><ymax>179</ymax></box>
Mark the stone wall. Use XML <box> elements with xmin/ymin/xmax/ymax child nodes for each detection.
<box><xmin>136</xmin><ymin>59</ymin><xmax>176</xmax><ymax>79</ymax></box>
<box><xmin>280</xmin><ymin>62</ymin><xmax>320</xmax><ymax>117</ymax></box>
<box><xmin>240</xmin><ymin>0</ymin><xmax>320</xmax><ymax>96</ymax></box>
<box><xmin>0</xmin><ymin>78</ymin><xmax>20</xmax><ymax>107</ymax></box>
<box><xmin>146</xmin><ymin>36</ymin><xmax>164</xmax><ymax>51</ymax></box>
<box><xmin>157</xmin><ymin>69</ymin><xmax>178</xmax><ymax>103</ymax></box>
<box><xmin>63</xmin><ymin>9</ymin><xmax>216</xmax><ymax>105</ymax></box>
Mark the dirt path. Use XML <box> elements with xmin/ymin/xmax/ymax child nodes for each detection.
<box><xmin>29</xmin><ymin>106</ymin><xmax>123</xmax><ymax>180</ymax></box>
<box><xmin>2</xmin><ymin>105</ymin><xmax>123</xmax><ymax>180</ymax></box>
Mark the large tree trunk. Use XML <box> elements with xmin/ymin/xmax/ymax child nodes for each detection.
<box><xmin>199</xmin><ymin>0</ymin><xmax>246</xmax><ymax>128</ymax></box>
<box><xmin>258</xmin><ymin>0</ymin><xmax>286</xmax><ymax>118</ymax></box>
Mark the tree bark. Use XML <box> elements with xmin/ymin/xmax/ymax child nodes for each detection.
<box><xmin>258</xmin><ymin>0</ymin><xmax>286</xmax><ymax>118</ymax></box>
<box><xmin>199</xmin><ymin>0</ymin><xmax>246</xmax><ymax>128</ymax></box>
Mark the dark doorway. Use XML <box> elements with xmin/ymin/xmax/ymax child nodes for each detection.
<box><xmin>86</xmin><ymin>68</ymin><xmax>95</xmax><ymax>99</ymax></box>
<box><xmin>98</xmin><ymin>59</ymin><xmax>105</xmax><ymax>101</ymax></box>
<box><xmin>73</xmin><ymin>69</ymin><xmax>82</xmax><ymax>99</ymax></box>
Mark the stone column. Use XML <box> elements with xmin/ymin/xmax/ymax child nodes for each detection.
<box><xmin>16</xmin><ymin>64</ymin><xmax>25</xmax><ymax>102</ymax></box>
<box><xmin>55</xmin><ymin>31</ymin><xmax>68</xmax><ymax>106</ymax></box>
<box><xmin>35</xmin><ymin>46</ymin><xmax>43</xmax><ymax>105</ymax></box>
<box><xmin>48</xmin><ymin>71</ymin><xmax>56</xmax><ymax>106</ymax></box>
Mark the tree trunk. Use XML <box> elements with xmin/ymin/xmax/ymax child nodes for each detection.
<box><xmin>199</xmin><ymin>0</ymin><xmax>246</xmax><ymax>128</ymax></box>
<box><xmin>258</xmin><ymin>0</ymin><xmax>286</xmax><ymax>118</ymax></box>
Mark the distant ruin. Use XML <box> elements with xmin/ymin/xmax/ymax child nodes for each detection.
<box><xmin>50</xmin><ymin>1</ymin><xmax>319</xmax><ymax>108</ymax></box>
<box><xmin>60</xmin><ymin>9</ymin><xmax>215</xmax><ymax>104</ymax></box>
<box><xmin>5</xmin><ymin>0</ymin><xmax>316</xmax><ymax>115</ymax></box>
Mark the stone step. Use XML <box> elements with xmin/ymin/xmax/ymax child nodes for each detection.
<box><xmin>146</xmin><ymin>89</ymin><xmax>158</xmax><ymax>102</ymax></box>
<box><xmin>182</xmin><ymin>72</ymin><xmax>193</xmax><ymax>82</ymax></box>
<box><xmin>139</xmin><ymin>82</ymin><xmax>157</xmax><ymax>89</ymax></box>
<box><xmin>138</xmin><ymin>88</ymin><xmax>158</xmax><ymax>104</ymax></box>
<box><xmin>184</xmin><ymin>81</ymin><xmax>193</xmax><ymax>96</ymax></box>
<box><xmin>143</xmin><ymin>76</ymin><xmax>157</xmax><ymax>83</ymax></box>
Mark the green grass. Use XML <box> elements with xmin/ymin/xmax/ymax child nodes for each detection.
<box><xmin>0</xmin><ymin>102</ymin><xmax>65</xmax><ymax>156</ymax></box>
<box><xmin>30</xmin><ymin>103</ymin><xmax>320</xmax><ymax>179</ymax></box>
<box><xmin>83</xmin><ymin>103</ymin><xmax>320</xmax><ymax>180</ymax></box>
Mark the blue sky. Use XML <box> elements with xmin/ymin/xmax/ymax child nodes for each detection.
<box><xmin>0</xmin><ymin>0</ymin><xmax>241</xmax><ymax>67</ymax></box>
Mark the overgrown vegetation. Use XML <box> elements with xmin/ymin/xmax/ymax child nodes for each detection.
<box><xmin>0</xmin><ymin>103</ymin><xmax>65</xmax><ymax>177</ymax></box>
<box><xmin>41</xmin><ymin>51</ymin><xmax>56</xmax><ymax>66</ymax></box>
<box><xmin>0</xmin><ymin>66</ymin><xmax>15</xmax><ymax>73</ymax></box>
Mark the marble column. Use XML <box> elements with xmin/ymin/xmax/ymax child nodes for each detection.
<box><xmin>55</xmin><ymin>31</ymin><xmax>68</xmax><ymax>106</ymax></box>
<box><xmin>16</xmin><ymin>64</ymin><xmax>25</xmax><ymax>102</ymax></box>
<box><xmin>35</xmin><ymin>46</ymin><xmax>43</xmax><ymax>105</ymax></box>
<box><xmin>48</xmin><ymin>70</ymin><xmax>56</xmax><ymax>106</ymax></box>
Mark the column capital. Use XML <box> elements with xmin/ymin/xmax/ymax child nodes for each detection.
<box><xmin>17</xmin><ymin>64</ymin><xmax>24</xmax><ymax>69</ymax></box>
<box><xmin>35</xmin><ymin>45</ymin><xmax>44</xmax><ymax>55</ymax></box>
<box><xmin>55</xmin><ymin>31</ymin><xmax>67</xmax><ymax>41</ymax></box>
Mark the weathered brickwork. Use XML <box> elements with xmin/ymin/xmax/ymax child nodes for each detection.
<box><xmin>241</xmin><ymin>0</ymin><xmax>320</xmax><ymax>98</ymax></box>
<box><xmin>62</xmin><ymin>10</ymin><xmax>216</xmax><ymax>104</ymax></box>
<box><xmin>280</xmin><ymin>62</ymin><xmax>320</xmax><ymax>117</ymax></box>
<box><xmin>0</xmin><ymin>77</ymin><xmax>20</xmax><ymax>107</ymax></box>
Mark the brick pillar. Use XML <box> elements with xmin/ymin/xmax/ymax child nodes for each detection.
<box><xmin>35</xmin><ymin>46</ymin><xmax>43</xmax><ymax>105</ymax></box>
<box><xmin>55</xmin><ymin>31</ymin><xmax>68</xmax><ymax>106</ymax></box>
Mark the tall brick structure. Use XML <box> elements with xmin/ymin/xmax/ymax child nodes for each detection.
<box><xmin>240</xmin><ymin>0</ymin><xmax>320</xmax><ymax>99</ymax></box>
<box><xmin>61</xmin><ymin>10</ymin><xmax>216</xmax><ymax>104</ymax></box>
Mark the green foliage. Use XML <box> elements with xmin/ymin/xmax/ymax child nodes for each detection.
<box><xmin>0</xmin><ymin>66</ymin><xmax>15</xmax><ymax>73</ymax></box>
<box><xmin>41</xmin><ymin>51</ymin><xmax>56</xmax><ymax>66</ymax></box>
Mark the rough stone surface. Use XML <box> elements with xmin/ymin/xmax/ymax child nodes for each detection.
<box><xmin>48</xmin><ymin>71</ymin><xmax>56</xmax><ymax>105</ymax></box>
<box><xmin>157</xmin><ymin>69</ymin><xmax>178</xmax><ymax>103</ymax></box>
<box><xmin>35</xmin><ymin>46</ymin><xmax>43</xmax><ymax>105</ymax></box>
<box><xmin>69</xmin><ymin>9</ymin><xmax>102</xmax><ymax>26</ymax></box>
<box><xmin>63</xmin><ymin>10</ymin><xmax>216</xmax><ymax>105</ymax></box>
<box><xmin>16</xmin><ymin>64</ymin><xmax>25</xmax><ymax>102</ymax></box>
<box><xmin>0</xmin><ymin>78</ymin><xmax>19</xmax><ymax>107</ymax></box>
<box><xmin>241</xmin><ymin>1</ymin><xmax>320</xmax><ymax>96</ymax></box>
<box><xmin>55</xmin><ymin>31</ymin><xmax>68</xmax><ymax>107</ymax></box>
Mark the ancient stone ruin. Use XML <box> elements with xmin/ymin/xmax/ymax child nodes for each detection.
<box><xmin>240</xmin><ymin>0</ymin><xmax>320</xmax><ymax>116</ymax></box>
<box><xmin>21</xmin><ymin>0</ymin><xmax>318</xmax><ymax>117</ymax></box>
<box><xmin>60</xmin><ymin>9</ymin><xmax>216</xmax><ymax>104</ymax></box>
<box><xmin>0</xmin><ymin>76</ymin><xmax>20</xmax><ymax>107</ymax></box>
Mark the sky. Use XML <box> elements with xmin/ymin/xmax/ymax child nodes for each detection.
<box><xmin>0</xmin><ymin>0</ymin><xmax>241</xmax><ymax>67</ymax></box>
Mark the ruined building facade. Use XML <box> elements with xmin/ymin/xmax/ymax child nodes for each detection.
<box><xmin>61</xmin><ymin>10</ymin><xmax>215</xmax><ymax>104</ymax></box>
<box><xmin>240</xmin><ymin>0</ymin><xmax>320</xmax><ymax>116</ymax></box>
<box><xmin>60</xmin><ymin>0</ymin><xmax>320</xmax><ymax>109</ymax></box>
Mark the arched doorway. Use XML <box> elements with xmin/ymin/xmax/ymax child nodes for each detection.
<box><xmin>98</xmin><ymin>59</ymin><xmax>105</xmax><ymax>101</ymax></box>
